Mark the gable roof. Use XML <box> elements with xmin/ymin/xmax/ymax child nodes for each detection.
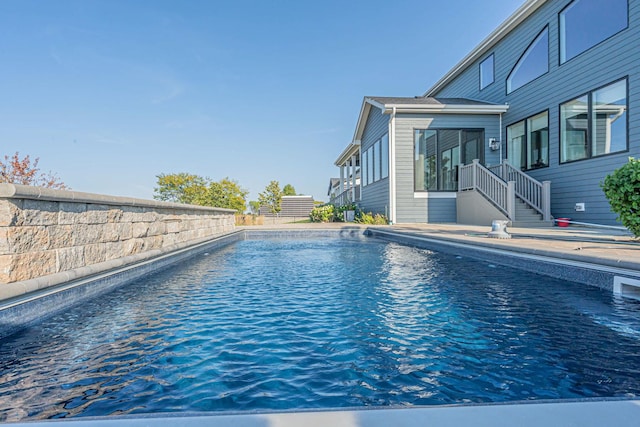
<box><xmin>424</xmin><ymin>0</ymin><xmax>548</xmax><ymax>97</ymax></box>
<box><xmin>342</xmin><ymin>96</ymin><xmax>509</xmax><ymax>156</ymax></box>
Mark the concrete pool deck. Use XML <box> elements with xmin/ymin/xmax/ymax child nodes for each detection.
<box><xmin>4</xmin><ymin>222</ymin><xmax>640</xmax><ymax>426</ymax></box>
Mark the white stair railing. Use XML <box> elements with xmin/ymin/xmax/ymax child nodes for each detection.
<box><xmin>460</xmin><ymin>160</ymin><xmax>515</xmax><ymax>220</ymax></box>
<box><xmin>488</xmin><ymin>163</ymin><xmax>551</xmax><ymax>221</ymax></box>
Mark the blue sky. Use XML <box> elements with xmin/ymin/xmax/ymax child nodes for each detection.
<box><xmin>0</xmin><ymin>0</ymin><xmax>523</xmax><ymax>205</ymax></box>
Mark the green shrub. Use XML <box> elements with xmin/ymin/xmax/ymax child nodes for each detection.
<box><xmin>354</xmin><ymin>211</ymin><xmax>388</xmax><ymax>225</ymax></box>
<box><xmin>309</xmin><ymin>204</ymin><xmax>335</xmax><ymax>223</ymax></box>
<box><xmin>601</xmin><ymin>157</ymin><xmax>640</xmax><ymax>237</ymax></box>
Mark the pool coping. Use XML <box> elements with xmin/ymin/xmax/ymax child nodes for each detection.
<box><xmin>3</xmin><ymin>398</ymin><xmax>640</xmax><ymax>426</ymax></box>
<box><xmin>365</xmin><ymin>227</ymin><xmax>640</xmax><ymax>291</ymax></box>
<box><xmin>2</xmin><ymin>226</ymin><xmax>640</xmax><ymax>426</ymax></box>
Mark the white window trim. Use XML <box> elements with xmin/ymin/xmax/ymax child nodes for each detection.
<box><xmin>414</xmin><ymin>192</ymin><xmax>457</xmax><ymax>199</ymax></box>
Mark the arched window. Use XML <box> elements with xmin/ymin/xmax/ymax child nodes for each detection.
<box><xmin>507</xmin><ymin>27</ymin><xmax>548</xmax><ymax>94</ymax></box>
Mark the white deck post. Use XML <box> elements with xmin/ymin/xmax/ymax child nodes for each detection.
<box><xmin>351</xmin><ymin>154</ymin><xmax>357</xmax><ymax>202</ymax></box>
<box><xmin>339</xmin><ymin>164</ymin><xmax>345</xmax><ymax>202</ymax></box>
<box><xmin>542</xmin><ymin>180</ymin><xmax>551</xmax><ymax>221</ymax></box>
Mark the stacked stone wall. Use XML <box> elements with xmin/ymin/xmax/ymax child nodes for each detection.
<box><xmin>0</xmin><ymin>184</ymin><xmax>235</xmax><ymax>287</ymax></box>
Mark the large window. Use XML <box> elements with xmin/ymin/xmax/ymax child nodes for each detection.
<box><xmin>480</xmin><ymin>54</ymin><xmax>494</xmax><ymax>90</ymax></box>
<box><xmin>414</xmin><ymin>129</ymin><xmax>483</xmax><ymax>192</ymax></box>
<box><xmin>415</xmin><ymin>130</ymin><xmax>437</xmax><ymax>191</ymax></box>
<box><xmin>560</xmin><ymin>79</ymin><xmax>627</xmax><ymax>163</ymax></box>
<box><xmin>560</xmin><ymin>0</ymin><xmax>628</xmax><ymax>64</ymax></box>
<box><xmin>507</xmin><ymin>27</ymin><xmax>548</xmax><ymax>94</ymax></box>
<box><xmin>507</xmin><ymin>121</ymin><xmax>526</xmax><ymax>170</ymax></box>
<box><xmin>507</xmin><ymin>111</ymin><xmax>549</xmax><ymax>171</ymax></box>
<box><xmin>367</xmin><ymin>148</ymin><xmax>373</xmax><ymax>185</ymax></box>
<box><xmin>527</xmin><ymin>112</ymin><xmax>549</xmax><ymax>169</ymax></box>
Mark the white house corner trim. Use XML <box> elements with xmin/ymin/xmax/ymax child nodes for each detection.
<box><xmin>389</xmin><ymin>107</ymin><xmax>397</xmax><ymax>224</ymax></box>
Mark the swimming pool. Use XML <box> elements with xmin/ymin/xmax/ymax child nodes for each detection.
<box><xmin>1</xmin><ymin>236</ymin><xmax>640</xmax><ymax>421</ymax></box>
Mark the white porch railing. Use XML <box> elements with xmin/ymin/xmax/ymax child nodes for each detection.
<box><xmin>329</xmin><ymin>187</ymin><xmax>360</xmax><ymax>207</ymax></box>
<box><xmin>460</xmin><ymin>160</ymin><xmax>515</xmax><ymax>219</ymax></box>
<box><xmin>487</xmin><ymin>162</ymin><xmax>551</xmax><ymax>221</ymax></box>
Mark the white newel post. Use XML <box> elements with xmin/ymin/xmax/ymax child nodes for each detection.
<box><xmin>542</xmin><ymin>180</ymin><xmax>551</xmax><ymax>221</ymax></box>
<box><xmin>507</xmin><ymin>181</ymin><xmax>516</xmax><ymax>221</ymax></box>
<box><xmin>472</xmin><ymin>159</ymin><xmax>479</xmax><ymax>190</ymax></box>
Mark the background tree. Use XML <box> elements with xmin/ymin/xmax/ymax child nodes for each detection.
<box><xmin>258</xmin><ymin>180</ymin><xmax>283</xmax><ymax>215</ymax></box>
<box><xmin>0</xmin><ymin>152</ymin><xmax>68</xmax><ymax>189</ymax></box>
<box><xmin>249</xmin><ymin>200</ymin><xmax>261</xmax><ymax>215</ymax></box>
<box><xmin>206</xmin><ymin>178</ymin><xmax>248</xmax><ymax>213</ymax></box>
<box><xmin>282</xmin><ymin>184</ymin><xmax>296</xmax><ymax>196</ymax></box>
<box><xmin>154</xmin><ymin>173</ymin><xmax>207</xmax><ymax>204</ymax></box>
<box><xmin>154</xmin><ymin>173</ymin><xmax>248</xmax><ymax>213</ymax></box>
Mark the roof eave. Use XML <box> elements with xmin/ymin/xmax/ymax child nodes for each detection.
<box><xmin>382</xmin><ymin>104</ymin><xmax>510</xmax><ymax>114</ymax></box>
<box><xmin>424</xmin><ymin>0</ymin><xmax>548</xmax><ymax>97</ymax></box>
<box><xmin>334</xmin><ymin>141</ymin><xmax>361</xmax><ymax>166</ymax></box>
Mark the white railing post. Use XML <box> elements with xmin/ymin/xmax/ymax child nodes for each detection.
<box><xmin>542</xmin><ymin>180</ymin><xmax>551</xmax><ymax>221</ymax></box>
<box><xmin>507</xmin><ymin>181</ymin><xmax>516</xmax><ymax>221</ymax></box>
<box><xmin>472</xmin><ymin>159</ymin><xmax>479</xmax><ymax>190</ymax></box>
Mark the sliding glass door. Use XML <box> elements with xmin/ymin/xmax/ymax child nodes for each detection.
<box><xmin>415</xmin><ymin>129</ymin><xmax>484</xmax><ymax>191</ymax></box>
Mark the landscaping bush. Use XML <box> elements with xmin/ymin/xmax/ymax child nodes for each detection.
<box><xmin>601</xmin><ymin>157</ymin><xmax>640</xmax><ymax>237</ymax></box>
<box><xmin>354</xmin><ymin>211</ymin><xmax>388</xmax><ymax>225</ymax></box>
<box><xmin>334</xmin><ymin>202</ymin><xmax>357</xmax><ymax>222</ymax></box>
<box><xmin>309</xmin><ymin>204</ymin><xmax>335</xmax><ymax>223</ymax></box>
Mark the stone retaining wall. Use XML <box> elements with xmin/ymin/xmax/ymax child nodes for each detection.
<box><xmin>0</xmin><ymin>184</ymin><xmax>235</xmax><ymax>294</ymax></box>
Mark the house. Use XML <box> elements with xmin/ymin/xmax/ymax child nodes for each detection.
<box><xmin>333</xmin><ymin>0</ymin><xmax>637</xmax><ymax>226</ymax></box>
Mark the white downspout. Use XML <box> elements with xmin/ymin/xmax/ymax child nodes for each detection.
<box><xmin>499</xmin><ymin>112</ymin><xmax>503</xmax><ymax>165</ymax></box>
<box><xmin>389</xmin><ymin>107</ymin><xmax>397</xmax><ymax>224</ymax></box>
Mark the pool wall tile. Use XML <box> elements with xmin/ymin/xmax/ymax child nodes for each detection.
<box><xmin>0</xmin><ymin>231</ymin><xmax>244</xmax><ymax>339</ymax></box>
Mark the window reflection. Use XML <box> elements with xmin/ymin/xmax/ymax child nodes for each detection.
<box><xmin>561</xmin><ymin>96</ymin><xmax>589</xmax><ymax>162</ymax></box>
<box><xmin>480</xmin><ymin>54</ymin><xmax>494</xmax><ymax>90</ymax></box>
<box><xmin>527</xmin><ymin>112</ymin><xmax>549</xmax><ymax>169</ymax></box>
<box><xmin>507</xmin><ymin>27</ymin><xmax>548</xmax><ymax>93</ymax></box>
<box><xmin>560</xmin><ymin>0</ymin><xmax>627</xmax><ymax>63</ymax></box>
<box><xmin>592</xmin><ymin>80</ymin><xmax>627</xmax><ymax>157</ymax></box>
<box><xmin>560</xmin><ymin>79</ymin><xmax>627</xmax><ymax>163</ymax></box>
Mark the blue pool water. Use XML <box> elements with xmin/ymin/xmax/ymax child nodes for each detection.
<box><xmin>1</xmin><ymin>237</ymin><xmax>640</xmax><ymax>421</ymax></box>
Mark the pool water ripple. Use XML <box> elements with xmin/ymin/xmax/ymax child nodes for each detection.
<box><xmin>1</xmin><ymin>238</ymin><xmax>640</xmax><ymax>420</ymax></box>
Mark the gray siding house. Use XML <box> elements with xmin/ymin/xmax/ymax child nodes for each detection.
<box><xmin>332</xmin><ymin>0</ymin><xmax>638</xmax><ymax>226</ymax></box>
